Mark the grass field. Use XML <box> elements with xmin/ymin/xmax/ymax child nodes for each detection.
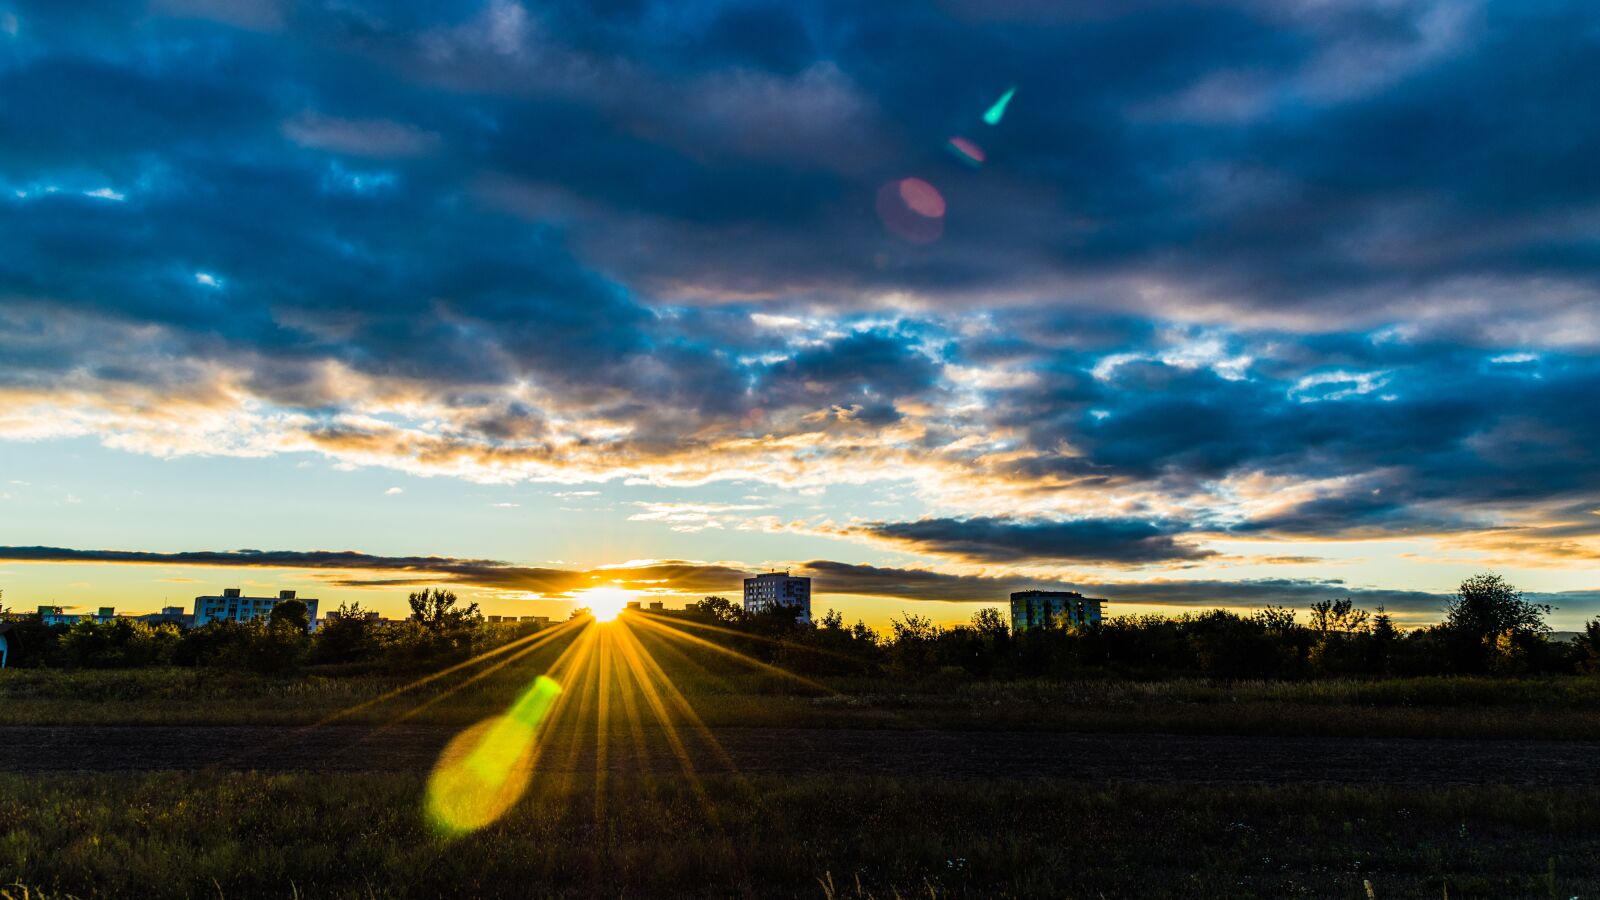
<box><xmin>2</xmin><ymin>773</ymin><xmax>1597</xmax><ymax>899</ymax></box>
<box><xmin>6</xmin><ymin>662</ymin><xmax>1600</xmax><ymax>740</ymax></box>
<box><xmin>5</xmin><ymin>620</ymin><xmax>1600</xmax><ymax>897</ymax></box>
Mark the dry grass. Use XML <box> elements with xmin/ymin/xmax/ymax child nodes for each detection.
<box><xmin>1</xmin><ymin>773</ymin><xmax>1597</xmax><ymax>898</ymax></box>
<box><xmin>6</xmin><ymin>663</ymin><xmax>1600</xmax><ymax>739</ymax></box>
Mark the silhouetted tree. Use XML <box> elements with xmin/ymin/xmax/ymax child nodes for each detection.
<box><xmin>57</xmin><ymin>619</ymin><xmax>180</xmax><ymax>668</ymax></box>
<box><xmin>1309</xmin><ymin>598</ymin><xmax>1369</xmax><ymax>636</ymax></box>
<box><xmin>1371</xmin><ymin>606</ymin><xmax>1398</xmax><ymax>642</ymax></box>
<box><xmin>1445</xmin><ymin>573</ymin><xmax>1550</xmax><ymax>639</ymax></box>
<box><xmin>688</xmin><ymin>596</ymin><xmax>743</xmax><ymax>624</ymax></box>
<box><xmin>1579</xmin><ymin>618</ymin><xmax>1600</xmax><ymax>675</ymax></box>
<box><xmin>970</xmin><ymin>607</ymin><xmax>1008</xmax><ymax>637</ymax></box>
<box><xmin>887</xmin><ymin>613</ymin><xmax>940</xmax><ymax>671</ymax></box>
<box><xmin>310</xmin><ymin>601</ymin><xmax>378</xmax><ymax>664</ymax></box>
<box><xmin>269</xmin><ymin>598</ymin><xmax>312</xmax><ymax>632</ymax></box>
<box><xmin>408</xmin><ymin>588</ymin><xmax>480</xmax><ymax>631</ymax></box>
<box><xmin>242</xmin><ymin>619</ymin><xmax>309</xmax><ymax>674</ymax></box>
<box><xmin>1442</xmin><ymin>573</ymin><xmax>1550</xmax><ymax>673</ymax></box>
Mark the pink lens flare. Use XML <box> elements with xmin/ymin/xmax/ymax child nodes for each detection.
<box><xmin>946</xmin><ymin>136</ymin><xmax>986</xmax><ymax>167</ymax></box>
<box><xmin>875</xmin><ymin>177</ymin><xmax>946</xmax><ymax>244</ymax></box>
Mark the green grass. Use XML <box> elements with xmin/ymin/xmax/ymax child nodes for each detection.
<box><xmin>6</xmin><ymin>662</ymin><xmax>1600</xmax><ymax>739</ymax></box>
<box><xmin>7</xmin><ymin>632</ymin><xmax>1600</xmax><ymax>897</ymax></box>
<box><xmin>0</xmin><ymin>773</ymin><xmax>1595</xmax><ymax>898</ymax></box>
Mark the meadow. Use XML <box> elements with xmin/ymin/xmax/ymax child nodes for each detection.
<box><xmin>7</xmin><ymin>662</ymin><xmax>1600</xmax><ymax>740</ymax></box>
<box><xmin>5</xmin><ymin>608</ymin><xmax>1600</xmax><ymax>897</ymax></box>
<box><xmin>2</xmin><ymin>773</ymin><xmax>1598</xmax><ymax>898</ymax></box>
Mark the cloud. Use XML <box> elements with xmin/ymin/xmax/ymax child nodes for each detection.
<box><xmin>0</xmin><ymin>545</ymin><xmax>1491</xmax><ymax>618</ymax></box>
<box><xmin>282</xmin><ymin>113</ymin><xmax>440</xmax><ymax>159</ymax></box>
<box><xmin>628</xmin><ymin>501</ymin><xmax>769</xmax><ymax>533</ymax></box>
<box><xmin>4</xmin><ymin>0</ymin><xmax>1600</xmax><ymax>572</ymax></box>
<box><xmin>844</xmin><ymin>516</ymin><xmax>1215</xmax><ymax>565</ymax></box>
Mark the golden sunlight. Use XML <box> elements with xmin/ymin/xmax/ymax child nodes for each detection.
<box><xmin>578</xmin><ymin>585</ymin><xmax>634</xmax><ymax>623</ymax></box>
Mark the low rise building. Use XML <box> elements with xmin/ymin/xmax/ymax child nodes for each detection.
<box><xmin>134</xmin><ymin>606</ymin><xmax>192</xmax><ymax>628</ymax></box>
<box><xmin>1010</xmin><ymin>590</ymin><xmax>1105</xmax><ymax>634</ymax></box>
<box><xmin>35</xmin><ymin>606</ymin><xmax>119</xmax><ymax>627</ymax></box>
<box><xmin>193</xmin><ymin>589</ymin><xmax>320</xmax><ymax>631</ymax></box>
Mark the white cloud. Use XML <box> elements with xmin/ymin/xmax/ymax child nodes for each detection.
<box><xmin>1290</xmin><ymin>370</ymin><xmax>1391</xmax><ymax>402</ymax></box>
<box><xmin>627</xmin><ymin>500</ymin><xmax>769</xmax><ymax>532</ymax></box>
<box><xmin>486</xmin><ymin>0</ymin><xmax>528</xmax><ymax>55</ymax></box>
<box><xmin>284</xmin><ymin>113</ymin><xmax>440</xmax><ymax>159</ymax></box>
<box><xmin>385</xmin><ymin>486</ymin><xmax>404</xmax><ymax>495</ymax></box>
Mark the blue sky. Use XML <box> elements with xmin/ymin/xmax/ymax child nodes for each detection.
<box><xmin>2</xmin><ymin>0</ymin><xmax>1600</xmax><ymax>627</ymax></box>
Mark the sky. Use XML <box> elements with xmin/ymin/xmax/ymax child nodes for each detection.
<box><xmin>3</xmin><ymin>0</ymin><xmax>1600</xmax><ymax>629</ymax></box>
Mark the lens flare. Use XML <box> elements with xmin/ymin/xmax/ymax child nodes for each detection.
<box><xmin>983</xmin><ymin>86</ymin><xmax>1016</xmax><ymax>126</ymax></box>
<box><xmin>946</xmin><ymin>136</ymin><xmax>986</xmax><ymax>168</ymax></box>
<box><xmin>425</xmin><ymin>675</ymin><xmax>563</xmax><ymax>836</ymax></box>
<box><xmin>875</xmin><ymin>177</ymin><xmax>945</xmax><ymax>244</ymax></box>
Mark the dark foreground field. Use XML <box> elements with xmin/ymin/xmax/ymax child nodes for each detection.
<box><xmin>5</xmin><ymin>623</ymin><xmax>1600</xmax><ymax>898</ymax></box>
<box><xmin>4</xmin><ymin>723</ymin><xmax>1600</xmax><ymax>787</ymax></box>
<box><xmin>2</xmin><ymin>772</ymin><xmax>1597</xmax><ymax>899</ymax></box>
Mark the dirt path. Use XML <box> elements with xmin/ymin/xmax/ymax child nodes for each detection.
<box><xmin>1</xmin><ymin>724</ymin><xmax>1596</xmax><ymax>785</ymax></box>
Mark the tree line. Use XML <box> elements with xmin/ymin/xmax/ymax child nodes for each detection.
<box><xmin>0</xmin><ymin>589</ymin><xmax>507</xmax><ymax>673</ymax></box>
<box><xmin>678</xmin><ymin>573</ymin><xmax>1600</xmax><ymax>680</ymax></box>
<box><xmin>2</xmin><ymin>574</ymin><xmax>1598</xmax><ymax>679</ymax></box>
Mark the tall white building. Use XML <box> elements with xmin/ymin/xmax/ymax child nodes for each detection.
<box><xmin>193</xmin><ymin>588</ymin><xmax>320</xmax><ymax>630</ymax></box>
<box><xmin>743</xmin><ymin>572</ymin><xmax>812</xmax><ymax>623</ymax></box>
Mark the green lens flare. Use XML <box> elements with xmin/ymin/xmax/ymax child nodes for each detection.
<box><xmin>983</xmin><ymin>86</ymin><xmax>1016</xmax><ymax>126</ymax></box>
<box><xmin>426</xmin><ymin>675</ymin><xmax>563</xmax><ymax>835</ymax></box>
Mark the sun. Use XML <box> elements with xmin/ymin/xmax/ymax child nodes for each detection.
<box><xmin>578</xmin><ymin>586</ymin><xmax>633</xmax><ymax>623</ymax></box>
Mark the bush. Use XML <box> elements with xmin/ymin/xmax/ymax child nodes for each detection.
<box><xmin>57</xmin><ymin>620</ymin><xmax>180</xmax><ymax>668</ymax></box>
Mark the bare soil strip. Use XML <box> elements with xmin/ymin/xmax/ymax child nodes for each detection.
<box><xmin>2</xmin><ymin>725</ymin><xmax>1596</xmax><ymax>785</ymax></box>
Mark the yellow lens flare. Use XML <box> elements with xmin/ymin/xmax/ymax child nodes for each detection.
<box><xmin>425</xmin><ymin>674</ymin><xmax>563</xmax><ymax>836</ymax></box>
<box><xmin>578</xmin><ymin>585</ymin><xmax>633</xmax><ymax>623</ymax></box>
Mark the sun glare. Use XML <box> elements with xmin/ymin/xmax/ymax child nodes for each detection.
<box><xmin>580</xmin><ymin>586</ymin><xmax>633</xmax><ymax>623</ymax></box>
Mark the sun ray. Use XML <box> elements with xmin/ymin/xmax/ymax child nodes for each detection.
<box><xmin>360</xmin><ymin>621</ymin><xmax>582</xmax><ymax>734</ymax></box>
<box><xmin>616</xmin><ymin>619</ymin><xmax>737</xmax><ymax>773</ymax></box>
<box><xmin>626</xmin><ymin>620</ymin><xmax>741</xmax><ymax>694</ymax></box>
<box><xmin>638</xmin><ymin>611</ymin><xmax>869</xmax><ymax>668</ymax></box>
<box><xmin>628</xmin><ymin>613</ymin><xmax>836</xmax><ymax>696</ymax></box>
<box><xmin>530</xmin><ymin>623</ymin><xmax>600</xmax><ymax>830</ymax></box>
<box><xmin>308</xmin><ymin>617</ymin><xmax>585</xmax><ymax>729</ymax></box>
<box><xmin>593</xmin><ymin>622</ymin><xmax>613</xmax><ymax>821</ymax></box>
<box><xmin>610</xmin><ymin>618</ymin><xmax>755</xmax><ymax>893</ymax></box>
<box><xmin>423</xmin><ymin>619</ymin><xmax>598</xmax><ymax>836</ymax></box>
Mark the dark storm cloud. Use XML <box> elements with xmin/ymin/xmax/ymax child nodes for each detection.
<box><xmin>12</xmin><ymin>0</ymin><xmax>1595</xmax><ymax>339</ymax></box>
<box><xmin>754</xmin><ymin>328</ymin><xmax>941</xmax><ymax>420</ymax></box>
<box><xmin>0</xmin><ymin>545</ymin><xmax>748</xmax><ymax>596</ymax></box>
<box><xmin>849</xmin><ymin>516</ymin><xmax>1214</xmax><ymax>564</ymax></box>
<box><xmin>5</xmin><ymin>0</ymin><xmax>1600</xmax><ymax>550</ymax></box>
<box><xmin>797</xmin><ymin>562</ymin><xmax>1452</xmax><ymax>615</ymax></box>
<box><xmin>970</xmin><ymin>322</ymin><xmax>1600</xmax><ymax>538</ymax></box>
